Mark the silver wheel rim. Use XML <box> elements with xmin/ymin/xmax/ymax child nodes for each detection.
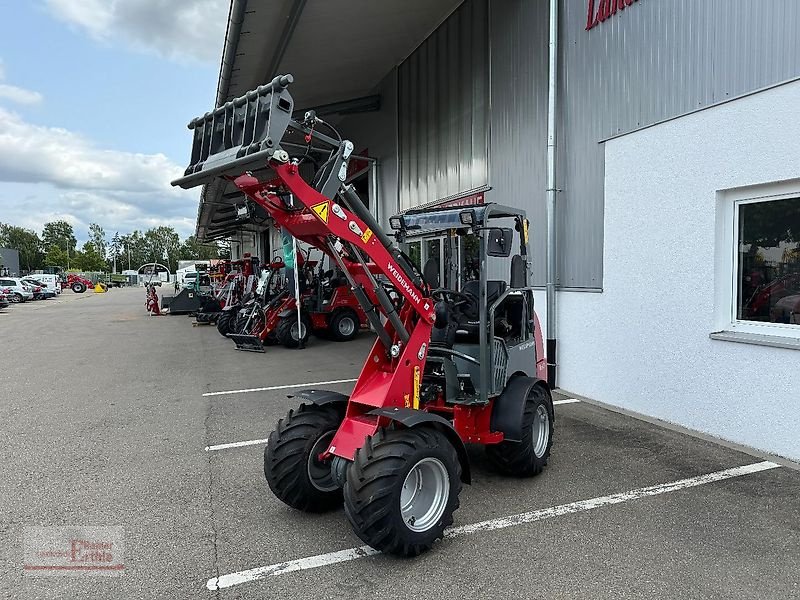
<box><xmin>290</xmin><ymin>321</ymin><xmax>307</xmax><ymax>341</ymax></box>
<box><xmin>532</xmin><ymin>404</ymin><xmax>550</xmax><ymax>458</ymax></box>
<box><xmin>307</xmin><ymin>431</ymin><xmax>337</xmax><ymax>492</ymax></box>
<box><xmin>400</xmin><ymin>457</ymin><xmax>449</xmax><ymax>532</ymax></box>
<box><xmin>338</xmin><ymin>316</ymin><xmax>356</xmax><ymax>337</ymax></box>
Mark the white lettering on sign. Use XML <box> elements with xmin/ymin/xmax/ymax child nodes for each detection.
<box><xmin>387</xmin><ymin>262</ymin><xmax>421</xmax><ymax>304</ymax></box>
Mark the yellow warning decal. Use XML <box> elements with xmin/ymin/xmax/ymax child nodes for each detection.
<box><xmin>413</xmin><ymin>366</ymin><xmax>421</xmax><ymax>410</ymax></box>
<box><xmin>523</xmin><ymin>218</ymin><xmax>530</xmax><ymax>245</ymax></box>
<box><xmin>403</xmin><ymin>393</ymin><xmax>411</xmax><ymax>409</ymax></box>
<box><xmin>311</xmin><ymin>201</ymin><xmax>329</xmax><ymax>223</ymax></box>
<box><xmin>361</xmin><ymin>228</ymin><xmax>373</xmax><ymax>243</ymax></box>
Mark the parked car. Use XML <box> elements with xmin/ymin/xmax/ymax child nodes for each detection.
<box><xmin>27</xmin><ymin>273</ymin><xmax>62</xmax><ymax>296</ymax></box>
<box><xmin>0</xmin><ymin>277</ymin><xmax>34</xmax><ymax>303</ymax></box>
<box><xmin>21</xmin><ymin>278</ymin><xmax>57</xmax><ymax>299</ymax></box>
<box><xmin>0</xmin><ymin>288</ymin><xmax>10</xmax><ymax>309</ymax></box>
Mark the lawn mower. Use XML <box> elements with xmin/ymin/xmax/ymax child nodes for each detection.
<box><xmin>173</xmin><ymin>74</ymin><xmax>553</xmax><ymax>556</ymax></box>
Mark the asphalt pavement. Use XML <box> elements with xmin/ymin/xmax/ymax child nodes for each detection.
<box><xmin>1</xmin><ymin>287</ymin><xmax>798</xmax><ymax>599</ymax></box>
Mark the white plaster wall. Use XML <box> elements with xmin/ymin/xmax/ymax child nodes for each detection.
<box><xmin>556</xmin><ymin>80</ymin><xmax>800</xmax><ymax>460</ymax></box>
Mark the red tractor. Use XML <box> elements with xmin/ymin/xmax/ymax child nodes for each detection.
<box><xmin>173</xmin><ymin>75</ymin><xmax>553</xmax><ymax>556</ymax></box>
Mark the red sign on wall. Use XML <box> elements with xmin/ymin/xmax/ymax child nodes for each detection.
<box><xmin>586</xmin><ymin>0</ymin><xmax>641</xmax><ymax>31</ymax></box>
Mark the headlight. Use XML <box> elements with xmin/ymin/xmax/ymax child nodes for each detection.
<box><xmin>459</xmin><ymin>210</ymin><xmax>475</xmax><ymax>225</ymax></box>
<box><xmin>389</xmin><ymin>216</ymin><xmax>404</xmax><ymax>231</ymax></box>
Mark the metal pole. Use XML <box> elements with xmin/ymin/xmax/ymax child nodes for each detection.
<box><xmin>545</xmin><ymin>0</ymin><xmax>559</xmax><ymax>388</ymax></box>
<box><xmin>293</xmin><ymin>237</ymin><xmax>304</xmax><ymax>349</ymax></box>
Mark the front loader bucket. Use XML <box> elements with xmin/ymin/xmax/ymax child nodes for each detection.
<box><xmin>227</xmin><ymin>333</ymin><xmax>265</xmax><ymax>353</ymax></box>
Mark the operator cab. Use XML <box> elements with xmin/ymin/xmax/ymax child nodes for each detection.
<box><xmin>391</xmin><ymin>203</ymin><xmax>541</xmax><ymax>405</ymax></box>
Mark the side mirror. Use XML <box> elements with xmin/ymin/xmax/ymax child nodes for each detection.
<box><xmin>487</xmin><ymin>228</ymin><xmax>513</xmax><ymax>257</ymax></box>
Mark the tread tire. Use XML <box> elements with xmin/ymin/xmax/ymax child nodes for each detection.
<box><xmin>330</xmin><ymin>309</ymin><xmax>360</xmax><ymax>342</ymax></box>
<box><xmin>276</xmin><ymin>314</ymin><xmax>311</xmax><ymax>348</ymax></box>
<box><xmin>486</xmin><ymin>385</ymin><xmax>554</xmax><ymax>477</ymax></box>
<box><xmin>343</xmin><ymin>427</ymin><xmax>461</xmax><ymax>557</ymax></box>
<box><xmin>264</xmin><ymin>403</ymin><xmax>344</xmax><ymax>512</ymax></box>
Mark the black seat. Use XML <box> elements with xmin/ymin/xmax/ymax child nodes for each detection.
<box><xmin>455</xmin><ymin>279</ymin><xmax>506</xmax><ymax>343</ymax></box>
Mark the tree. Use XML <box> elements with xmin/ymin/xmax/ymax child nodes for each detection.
<box><xmin>41</xmin><ymin>220</ymin><xmax>77</xmax><ymax>255</ymax></box>
<box><xmin>180</xmin><ymin>235</ymin><xmax>227</xmax><ymax>260</ymax></box>
<box><xmin>0</xmin><ymin>223</ymin><xmax>44</xmax><ymax>272</ymax></box>
<box><xmin>72</xmin><ymin>242</ymin><xmax>106</xmax><ymax>272</ymax></box>
<box><xmin>44</xmin><ymin>244</ymin><xmax>70</xmax><ymax>269</ymax></box>
<box><xmin>143</xmin><ymin>226</ymin><xmax>181</xmax><ymax>272</ymax></box>
<box><xmin>88</xmin><ymin>223</ymin><xmax>107</xmax><ymax>261</ymax></box>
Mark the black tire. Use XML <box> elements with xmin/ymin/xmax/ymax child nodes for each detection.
<box><xmin>216</xmin><ymin>308</ymin><xmax>237</xmax><ymax>337</ymax></box>
<box><xmin>486</xmin><ymin>385</ymin><xmax>554</xmax><ymax>477</ymax></box>
<box><xmin>264</xmin><ymin>403</ymin><xmax>344</xmax><ymax>512</ymax></box>
<box><xmin>343</xmin><ymin>427</ymin><xmax>462</xmax><ymax>557</ymax></box>
<box><xmin>330</xmin><ymin>309</ymin><xmax>360</xmax><ymax>342</ymax></box>
<box><xmin>72</xmin><ymin>282</ymin><xmax>86</xmax><ymax>293</ymax></box>
<box><xmin>12</xmin><ymin>293</ymin><xmax>23</xmax><ymax>303</ymax></box>
<box><xmin>276</xmin><ymin>314</ymin><xmax>311</xmax><ymax>348</ymax></box>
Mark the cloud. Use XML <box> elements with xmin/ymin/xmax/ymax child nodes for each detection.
<box><xmin>0</xmin><ymin>84</ymin><xmax>43</xmax><ymax>105</ymax></box>
<box><xmin>0</xmin><ymin>58</ymin><xmax>43</xmax><ymax>105</ymax></box>
<box><xmin>44</xmin><ymin>0</ymin><xmax>228</xmax><ymax>64</ymax></box>
<box><xmin>0</xmin><ymin>108</ymin><xmax>198</xmax><ymax>241</ymax></box>
<box><xmin>0</xmin><ymin>107</ymin><xmax>186</xmax><ymax>194</ymax></box>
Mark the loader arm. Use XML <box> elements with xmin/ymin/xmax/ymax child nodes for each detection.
<box><xmin>172</xmin><ymin>74</ymin><xmax>435</xmax><ymax>460</ymax></box>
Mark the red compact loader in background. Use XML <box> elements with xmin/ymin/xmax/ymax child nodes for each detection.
<box><xmin>173</xmin><ymin>75</ymin><xmax>554</xmax><ymax>556</ymax></box>
<box><xmin>228</xmin><ymin>250</ymin><xmax>368</xmax><ymax>351</ymax></box>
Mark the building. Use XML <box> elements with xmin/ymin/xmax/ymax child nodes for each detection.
<box><xmin>0</xmin><ymin>248</ymin><xmax>20</xmax><ymax>276</ymax></box>
<box><xmin>191</xmin><ymin>0</ymin><xmax>800</xmax><ymax>460</ymax></box>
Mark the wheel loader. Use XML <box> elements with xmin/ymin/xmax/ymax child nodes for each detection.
<box><xmin>172</xmin><ymin>75</ymin><xmax>554</xmax><ymax>556</ymax></box>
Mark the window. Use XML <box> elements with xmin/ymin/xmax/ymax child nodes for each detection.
<box><xmin>715</xmin><ymin>183</ymin><xmax>800</xmax><ymax>346</ymax></box>
<box><xmin>735</xmin><ymin>196</ymin><xmax>800</xmax><ymax>326</ymax></box>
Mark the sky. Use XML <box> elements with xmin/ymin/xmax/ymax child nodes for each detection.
<box><xmin>0</xmin><ymin>0</ymin><xmax>230</xmax><ymax>245</ymax></box>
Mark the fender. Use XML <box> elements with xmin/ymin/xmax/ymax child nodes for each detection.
<box><xmin>491</xmin><ymin>376</ymin><xmax>551</xmax><ymax>442</ymax></box>
<box><xmin>290</xmin><ymin>389</ymin><xmax>349</xmax><ymax>410</ymax></box>
<box><xmin>278</xmin><ymin>305</ymin><xmax>303</xmax><ymax>318</ymax></box>
<box><xmin>367</xmin><ymin>407</ymin><xmax>471</xmax><ymax>484</ymax></box>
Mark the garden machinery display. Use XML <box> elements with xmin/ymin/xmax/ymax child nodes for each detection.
<box><xmin>229</xmin><ymin>250</ymin><xmax>368</xmax><ymax>351</ymax></box>
<box><xmin>172</xmin><ymin>75</ymin><xmax>553</xmax><ymax>556</ymax></box>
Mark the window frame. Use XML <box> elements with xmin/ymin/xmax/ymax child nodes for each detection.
<box><xmin>716</xmin><ymin>181</ymin><xmax>800</xmax><ymax>340</ymax></box>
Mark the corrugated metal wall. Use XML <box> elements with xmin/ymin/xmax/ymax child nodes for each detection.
<box><xmin>487</xmin><ymin>0</ymin><xmax>800</xmax><ymax>288</ymax></box>
<box><xmin>488</xmin><ymin>0</ymin><xmax>550</xmax><ymax>284</ymax></box>
<box><xmin>398</xmin><ymin>0</ymin><xmax>489</xmax><ymax>210</ymax></box>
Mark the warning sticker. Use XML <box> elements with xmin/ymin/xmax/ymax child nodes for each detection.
<box><xmin>361</xmin><ymin>228</ymin><xmax>373</xmax><ymax>243</ymax></box>
<box><xmin>413</xmin><ymin>366</ymin><xmax>420</xmax><ymax>410</ymax></box>
<box><xmin>311</xmin><ymin>201</ymin><xmax>329</xmax><ymax>223</ymax></box>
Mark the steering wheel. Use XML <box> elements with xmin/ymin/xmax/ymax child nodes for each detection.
<box><xmin>431</xmin><ymin>288</ymin><xmax>474</xmax><ymax>309</ymax></box>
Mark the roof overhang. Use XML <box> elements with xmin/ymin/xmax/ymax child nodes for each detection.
<box><xmin>196</xmin><ymin>0</ymin><xmax>463</xmax><ymax>241</ymax></box>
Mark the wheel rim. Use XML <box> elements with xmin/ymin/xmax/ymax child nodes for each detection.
<box><xmin>337</xmin><ymin>316</ymin><xmax>356</xmax><ymax>337</ymax></box>
<box><xmin>307</xmin><ymin>431</ymin><xmax>337</xmax><ymax>492</ymax></box>
<box><xmin>532</xmin><ymin>403</ymin><xmax>550</xmax><ymax>458</ymax></box>
<box><xmin>290</xmin><ymin>321</ymin><xmax>307</xmax><ymax>341</ymax></box>
<box><xmin>400</xmin><ymin>457</ymin><xmax>449</xmax><ymax>532</ymax></box>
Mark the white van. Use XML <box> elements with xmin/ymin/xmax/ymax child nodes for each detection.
<box><xmin>28</xmin><ymin>273</ymin><xmax>61</xmax><ymax>295</ymax></box>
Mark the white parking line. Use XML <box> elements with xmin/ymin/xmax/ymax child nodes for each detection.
<box><xmin>206</xmin><ymin>439</ymin><xmax>269</xmax><ymax>452</ymax></box>
<box><xmin>206</xmin><ymin>460</ymin><xmax>779</xmax><ymax>590</ymax></box>
<box><xmin>203</xmin><ymin>379</ymin><xmax>359</xmax><ymax>397</ymax></box>
<box><xmin>204</xmin><ymin>399</ymin><xmax>580</xmax><ymax>452</ymax></box>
